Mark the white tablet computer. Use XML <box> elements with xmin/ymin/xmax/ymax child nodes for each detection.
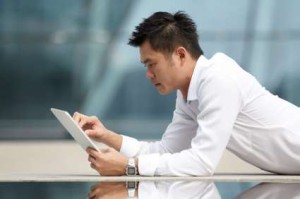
<box><xmin>50</xmin><ymin>108</ymin><xmax>99</xmax><ymax>152</ymax></box>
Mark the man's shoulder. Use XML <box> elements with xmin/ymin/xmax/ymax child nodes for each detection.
<box><xmin>197</xmin><ymin>52</ymin><xmax>246</xmax><ymax>93</ymax></box>
<box><xmin>199</xmin><ymin>52</ymin><xmax>236</xmax><ymax>77</ymax></box>
<box><xmin>204</xmin><ymin>52</ymin><xmax>242</xmax><ymax>76</ymax></box>
<box><xmin>210</xmin><ymin>52</ymin><xmax>236</xmax><ymax>64</ymax></box>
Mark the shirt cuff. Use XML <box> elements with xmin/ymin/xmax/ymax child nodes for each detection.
<box><xmin>138</xmin><ymin>153</ymin><xmax>160</xmax><ymax>176</ymax></box>
<box><xmin>120</xmin><ymin>135</ymin><xmax>141</xmax><ymax>157</ymax></box>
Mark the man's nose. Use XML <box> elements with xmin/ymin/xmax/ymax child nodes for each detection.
<box><xmin>146</xmin><ymin>70</ymin><xmax>155</xmax><ymax>80</ymax></box>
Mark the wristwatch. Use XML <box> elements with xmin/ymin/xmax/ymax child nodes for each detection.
<box><xmin>126</xmin><ymin>181</ymin><xmax>138</xmax><ymax>198</ymax></box>
<box><xmin>126</xmin><ymin>158</ymin><xmax>137</xmax><ymax>176</ymax></box>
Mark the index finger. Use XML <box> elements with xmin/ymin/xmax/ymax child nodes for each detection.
<box><xmin>73</xmin><ymin>111</ymin><xmax>82</xmax><ymax>123</ymax></box>
<box><xmin>73</xmin><ymin>112</ymin><xmax>90</xmax><ymax>126</ymax></box>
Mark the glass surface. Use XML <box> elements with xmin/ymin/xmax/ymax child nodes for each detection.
<box><xmin>0</xmin><ymin>181</ymin><xmax>299</xmax><ymax>198</ymax></box>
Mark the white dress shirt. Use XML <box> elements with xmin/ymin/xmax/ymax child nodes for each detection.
<box><xmin>120</xmin><ymin>53</ymin><xmax>300</xmax><ymax>176</ymax></box>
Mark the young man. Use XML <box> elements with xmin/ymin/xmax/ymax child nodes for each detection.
<box><xmin>73</xmin><ymin>11</ymin><xmax>300</xmax><ymax>176</ymax></box>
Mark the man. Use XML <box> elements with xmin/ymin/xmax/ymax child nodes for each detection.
<box><xmin>73</xmin><ymin>11</ymin><xmax>300</xmax><ymax>176</ymax></box>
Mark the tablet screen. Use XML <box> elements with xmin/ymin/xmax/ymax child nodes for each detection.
<box><xmin>51</xmin><ymin>108</ymin><xmax>100</xmax><ymax>152</ymax></box>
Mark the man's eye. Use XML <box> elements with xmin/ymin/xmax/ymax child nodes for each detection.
<box><xmin>149</xmin><ymin>63</ymin><xmax>155</xmax><ymax>68</ymax></box>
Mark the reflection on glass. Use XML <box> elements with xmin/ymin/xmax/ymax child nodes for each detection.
<box><xmin>0</xmin><ymin>182</ymin><xmax>93</xmax><ymax>198</ymax></box>
<box><xmin>88</xmin><ymin>182</ymin><xmax>130</xmax><ymax>199</ymax></box>
<box><xmin>236</xmin><ymin>183</ymin><xmax>300</xmax><ymax>199</ymax></box>
<box><xmin>2</xmin><ymin>181</ymin><xmax>298</xmax><ymax>198</ymax></box>
<box><xmin>88</xmin><ymin>181</ymin><xmax>221</xmax><ymax>199</ymax></box>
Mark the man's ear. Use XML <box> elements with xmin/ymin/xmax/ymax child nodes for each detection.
<box><xmin>175</xmin><ymin>47</ymin><xmax>187</xmax><ymax>64</ymax></box>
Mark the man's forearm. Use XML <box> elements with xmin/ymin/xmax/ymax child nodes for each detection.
<box><xmin>102</xmin><ymin>130</ymin><xmax>123</xmax><ymax>151</ymax></box>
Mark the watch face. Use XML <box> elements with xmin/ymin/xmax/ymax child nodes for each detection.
<box><xmin>127</xmin><ymin>167</ymin><xmax>136</xmax><ymax>175</ymax></box>
<box><xmin>126</xmin><ymin>181</ymin><xmax>137</xmax><ymax>189</ymax></box>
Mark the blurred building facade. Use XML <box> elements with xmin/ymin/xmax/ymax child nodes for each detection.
<box><xmin>1</xmin><ymin>0</ymin><xmax>300</xmax><ymax>139</ymax></box>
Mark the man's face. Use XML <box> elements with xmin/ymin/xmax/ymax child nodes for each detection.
<box><xmin>139</xmin><ymin>41</ymin><xmax>181</xmax><ymax>95</ymax></box>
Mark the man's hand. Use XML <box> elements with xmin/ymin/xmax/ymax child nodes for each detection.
<box><xmin>88</xmin><ymin>182</ymin><xmax>128</xmax><ymax>199</ymax></box>
<box><xmin>73</xmin><ymin>112</ymin><xmax>123</xmax><ymax>151</ymax></box>
<box><xmin>87</xmin><ymin>147</ymin><xmax>128</xmax><ymax>176</ymax></box>
<box><xmin>73</xmin><ymin>112</ymin><xmax>108</xmax><ymax>142</ymax></box>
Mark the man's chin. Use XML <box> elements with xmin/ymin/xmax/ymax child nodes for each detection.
<box><xmin>157</xmin><ymin>88</ymin><xmax>172</xmax><ymax>95</ymax></box>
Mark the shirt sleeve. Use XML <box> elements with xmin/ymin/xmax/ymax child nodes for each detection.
<box><xmin>138</xmin><ymin>73</ymin><xmax>242</xmax><ymax>176</ymax></box>
<box><xmin>120</xmin><ymin>91</ymin><xmax>198</xmax><ymax>157</ymax></box>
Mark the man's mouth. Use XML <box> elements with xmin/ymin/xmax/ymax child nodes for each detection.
<box><xmin>154</xmin><ymin>83</ymin><xmax>161</xmax><ymax>87</ymax></box>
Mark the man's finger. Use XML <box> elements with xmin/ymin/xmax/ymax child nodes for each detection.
<box><xmin>88</xmin><ymin>155</ymin><xmax>97</xmax><ymax>163</ymax></box>
<box><xmin>90</xmin><ymin>116</ymin><xmax>99</xmax><ymax>123</ymax></box>
<box><xmin>90</xmin><ymin>163</ymin><xmax>95</xmax><ymax>169</ymax></box>
<box><xmin>90</xmin><ymin>163</ymin><xmax>100</xmax><ymax>175</ymax></box>
<box><xmin>78</xmin><ymin>118</ymin><xmax>86</xmax><ymax>128</ymax></box>
<box><xmin>88</xmin><ymin>190</ymin><xmax>96</xmax><ymax>199</ymax></box>
<box><xmin>72</xmin><ymin>112</ymin><xmax>81</xmax><ymax>122</ymax></box>
<box><xmin>86</xmin><ymin>147</ymin><xmax>101</xmax><ymax>157</ymax></box>
<box><xmin>90</xmin><ymin>183</ymin><xmax>101</xmax><ymax>191</ymax></box>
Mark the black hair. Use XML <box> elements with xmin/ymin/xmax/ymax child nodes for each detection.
<box><xmin>128</xmin><ymin>11</ymin><xmax>203</xmax><ymax>59</ymax></box>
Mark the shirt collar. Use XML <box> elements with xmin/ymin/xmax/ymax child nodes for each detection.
<box><xmin>186</xmin><ymin>55</ymin><xmax>209</xmax><ymax>103</ymax></box>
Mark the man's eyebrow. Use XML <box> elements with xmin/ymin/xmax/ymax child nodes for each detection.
<box><xmin>141</xmin><ymin>58</ymin><xmax>150</xmax><ymax>64</ymax></box>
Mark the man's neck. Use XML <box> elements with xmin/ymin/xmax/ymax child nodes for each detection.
<box><xmin>179</xmin><ymin>59</ymin><xmax>197</xmax><ymax>100</ymax></box>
